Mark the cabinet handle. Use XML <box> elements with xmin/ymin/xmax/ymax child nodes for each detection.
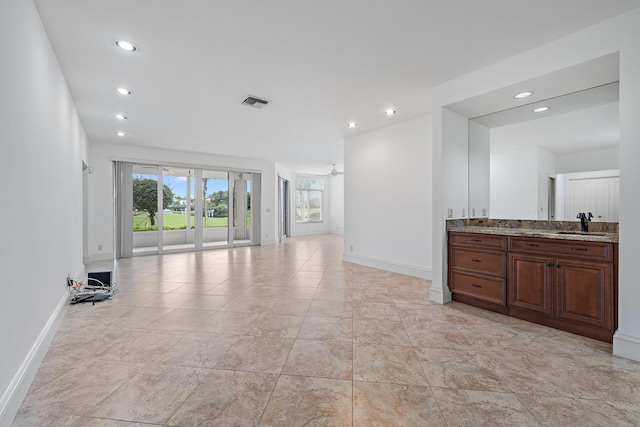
<box><xmin>524</xmin><ymin>243</ymin><xmax>539</xmax><ymax>247</ymax></box>
<box><xmin>547</xmin><ymin>263</ymin><xmax>553</xmax><ymax>267</ymax></box>
<box><xmin>571</xmin><ymin>247</ymin><xmax>588</xmax><ymax>252</ymax></box>
<box><xmin>470</xmin><ymin>283</ymin><xmax>482</xmax><ymax>288</ymax></box>
<box><xmin>471</xmin><ymin>259</ymin><xmax>482</xmax><ymax>263</ymax></box>
<box><xmin>556</xmin><ymin>264</ymin><xmax>561</xmax><ymax>268</ymax></box>
<box><xmin>470</xmin><ymin>239</ymin><xmax>482</xmax><ymax>242</ymax></box>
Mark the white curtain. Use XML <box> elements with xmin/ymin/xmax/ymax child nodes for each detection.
<box><xmin>114</xmin><ymin>161</ymin><xmax>133</xmax><ymax>258</ymax></box>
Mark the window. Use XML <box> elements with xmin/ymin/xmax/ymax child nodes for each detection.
<box><xmin>296</xmin><ymin>176</ymin><xmax>323</xmax><ymax>223</ymax></box>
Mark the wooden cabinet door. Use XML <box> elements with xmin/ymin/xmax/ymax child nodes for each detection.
<box><xmin>508</xmin><ymin>253</ymin><xmax>554</xmax><ymax>315</ymax></box>
<box><xmin>554</xmin><ymin>258</ymin><xmax>613</xmax><ymax>330</ymax></box>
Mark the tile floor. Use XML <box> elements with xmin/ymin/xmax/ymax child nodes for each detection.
<box><xmin>12</xmin><ymin>235</ymin><xmax>640</xmax><ymax>426</ymax></box>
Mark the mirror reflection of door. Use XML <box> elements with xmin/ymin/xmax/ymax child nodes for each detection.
<box><xmin>560</xmin><ymin>171</ymin><xmax>619</xmax><ymax>222</ymax></box>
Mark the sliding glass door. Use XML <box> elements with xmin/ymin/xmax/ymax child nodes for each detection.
<box><xmin>116</xmin><ymin>161</ymin><xmax>260</xmax><ymax>258</ymax></box>
<box><xmin>162</xmin><ymin>167</ymin><xmax>195</xmax><ymax>252</ymax></box>
<box><xmin>132</xmin><ymin>164</ymin><xmax>160</xmax><ymax>254</ymax></box>
<box><xmin>202</xmin><ymin>170</ymin><xmax>229</xmax><ymax>248</ymax></box>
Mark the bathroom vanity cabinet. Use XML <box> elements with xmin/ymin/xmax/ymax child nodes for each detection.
<box><xmin>449</xmin><ymin>231</ymin><xmax>618</xmax><ymax>342</ymax></box>
<box><xmin>449</xmin><ymin>232</ymin><xmax>508</xmax><ymax>307</ymax></box>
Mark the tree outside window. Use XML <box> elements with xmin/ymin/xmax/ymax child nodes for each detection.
<box><xmin>132</xmin><ymin>177</ymin><xmax>174</xmax><ymax>226</ymax></box>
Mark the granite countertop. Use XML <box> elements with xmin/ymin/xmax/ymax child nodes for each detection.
<box><xmin>446</xmin><ymin>219</ymin><xmax>618</xmax><ymax>243</ymax></box>
<box><xmin>448</xmin><ymin>226</ymin><xmax>618</xmax><ymax>243</ymax></box>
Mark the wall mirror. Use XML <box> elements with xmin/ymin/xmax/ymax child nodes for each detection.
<box><xmin>449</xmin><ymin>53</ymin><xmax>620</xmax><ymax>221</ymax></box>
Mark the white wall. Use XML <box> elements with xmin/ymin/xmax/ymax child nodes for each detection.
<box><xmin>329</xmin><ymin>174</ymin><xmax>345</xmax><ymax>235</ymax></box>
<box><xmin>468</xmin><ymin>121</ymin><xmax>490</xmax><ymax>218</ymax></box>
<box><xmin>432</xmin><ymin>8</ymin><xmax>640</xmax><ymax>361</ymax></box>
<box><xmin>489</xmin><ymin>147</ymin><xmax>555</xmax><ymax>220</ymax></box>
<box><xmin>88</xmin><ymin>142</ymin><xmax>278</xmax><ymax>260</ymax></box>
<box><xmin>0</xmin><ymin>0</ymin><xmax>88</xmax><ymax>421</ymax></box>
<box><xmin>344</xmin><ymin>115</ymin><xmax>432</xmax><ymax>279</ymax></box>
<box><xmin>429</xmin><ymin>108</ymin><xmax>468</xmax><ymax>302</ymax></box>
<box><xmin>442</xmin><ymin>109</ymin><xmax>470</xmax><ymax>219</ymax></box>
<box><xmin>556</xmin><ymin>147</ymin><xmax>619</xmax><ymax>173</ymax></box>
<box><xmin>490</xmin><ymin>148</ymin><xmax>539</xmax><ymax>219</ymax></box>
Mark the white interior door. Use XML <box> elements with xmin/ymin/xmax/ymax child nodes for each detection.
<box><xmin>565</xmin><ymin>173</ymin><xmax>619</xmax><ymax>222</ymax></box>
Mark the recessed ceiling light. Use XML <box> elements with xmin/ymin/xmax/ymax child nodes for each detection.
<box><xmin>533</xmin><ymin>106</ymin><xmax>549</xmax><ymax>113</ymax></box>
<box><xmin>115</xmin><ymin>114</ymin><xmax>127</xmax><ymax>120</ymax></box>
<box><xmin>514</xmin><ymin>91</ymin><xmax>533</xmax><ymax>99</ymax></box>
<box><xmin>116</xmin><ymin>131</ymin><xmax>126</xmax><ymax>137</ymax></box>
<box><xmin>385</xmin><ymin>108</ymin><xmax>396</xmax><ymax>115</ymax></box>
<box><xmin>116</xmin><ymin>87</ymin><xmax>132</xmax><ymax>95</ymax></box>
<box><xmin>115</xmin><ymin>40</ymin><xmax>137</xmax><ymax>52</ymax></box>
<box><xmin>347</xmin><ymin>121</ymin><xmax>357</xmax><ymax>128</ymax></box>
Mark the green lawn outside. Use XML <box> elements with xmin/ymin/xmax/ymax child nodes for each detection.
<box><xmin>133</xmin><ymin>212</ymin><xmax>251</xmax><ymax>231</ymax></box>
<box><xmin>133</xmin><ymin>213</ymin><xmax>228</xmax><ymax>230</ymax></box>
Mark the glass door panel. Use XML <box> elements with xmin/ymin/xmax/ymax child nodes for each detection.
<box><xmin>202</xmin><ymin>170</ymin><xmax>229</xmax><ymax>248</ymax></box>
<box><xmin>233</xmin><ymin>173</ymin><xmax>251</xmax><ymax>245</ymax></box>
<box><xmin>132</xmin><ymin>164</ymin><xmax>159</xmax><ymax>254</ymax></box>
<box><xmin>162</xmin><ymin>167</ymin><xmax>195</xmax><ymax>252</ymax></box>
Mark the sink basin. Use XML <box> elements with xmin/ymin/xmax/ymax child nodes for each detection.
<box><xmin>555</xmin><ymin>231</ymin><xmax>607</xmax><ymax>236</ymax></box>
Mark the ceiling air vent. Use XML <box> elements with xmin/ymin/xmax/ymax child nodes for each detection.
<box><xmin>242</xmin><ymin>96</ymin><xmax>269</xmax><ymax>109</ymax></box>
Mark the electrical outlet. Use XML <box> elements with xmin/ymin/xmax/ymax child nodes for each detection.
<box><xmin>350</xmin><ymin>245</ymin><xmax>353</xmax><ymax>252</ymax></box>
<box><xmin>462</xmin><ymin>208</ymin><xmax>466</xmax><ymax>217</ymax></box>
<box><xmin>265</xmin><ymin>233</ymin><xmax>269</xmax><ymax>238</ymax></box>
<box><xmin>98</xmin><ymin>244</ymin><xmax>103</xmax><ymax>251</ymax></box>
<box><xmin>483</xmin><ymin>208</ymin><xmax>487</xmax><ymax>216</ymax></box>
<box><xmin>471</xmin><ymin>208</ymin><xmax>476</xmax><ymax>217</ymax></box>
<box><xmin>447</xmin><ymin>208</ymin><xmax>453</xmax><ymax>218</ymax></box>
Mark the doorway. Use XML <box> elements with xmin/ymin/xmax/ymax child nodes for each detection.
<box><xmin>278</xmin><ymin>176</ymin><xmax>290</xmax><ymax>241</ymax></box>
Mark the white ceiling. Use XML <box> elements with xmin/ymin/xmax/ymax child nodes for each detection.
<box><xmin>33</xmin><ymin>0</ymin><xmax>640</xmax><ymax>174</ymax></box>
<box><xmin>490</xmin><ymin>102</ymin><xmax>620</xmax><ymax>155</ymax></box>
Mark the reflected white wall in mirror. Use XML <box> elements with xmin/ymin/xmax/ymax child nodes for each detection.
<box><xmin>468</xmin><ymin>121</ymin><xmax>489</xmax><ymax>218</ymax></box>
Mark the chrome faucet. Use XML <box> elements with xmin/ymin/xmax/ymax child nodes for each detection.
<box><xmin>577</xmin><ymin>212</ymin><xmax>594</xmax><ymax>232</ymax></box>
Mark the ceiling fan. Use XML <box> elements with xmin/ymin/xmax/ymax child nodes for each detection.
<box><xmin>328</xmin><ymin>164</ymin><xmax>344</xmax><ymax>177</ymax></box>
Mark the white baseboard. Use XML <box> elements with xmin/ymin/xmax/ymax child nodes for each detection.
<box><xmin>89</xmin><ymin>251</ymin><xmax>114</xmax><ymax>262</ymax></box>
<box><xmin>429</xmin><ymin>284</ymin><xmax>452</xmax><ymax>304</ymax></box>
<box><xmin>342</xmin><ymin>252</ymin><xmax>432</xmax><ymax>280</ymax></box>
<box><xmin>292</xmin><ymin>229</ymin><xmax>331</xmax><ymax>237</ymax></box>
<box><xmin>613</xmin><ymin>332</ymin><xmax>640</xmax><ymax>362</ymax></box>
<box><xmin>0</xmin><ymin>292</ymin><xmax>69</xmax><ymax>426</ymax></box>
<box><xmin>261</xmin><ymin>238</ymin><xmax>277</xmax><ymax>245</ymax></box>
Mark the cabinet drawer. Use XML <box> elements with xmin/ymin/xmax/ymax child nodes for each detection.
<box><xmin>450</xmin><ymin>271</ymin><xmax>506</xmax><ymax>305</ymax></box>
<box><xmin>449</xmin><ymin>232</ymin><xmax>507</xmax><ymax>250</ymax></box>
<box><xmin>509</xmin><ymin>237</ymin><xmax>613</xmax><ymax>262</ymax></box>
<box><xmin>450</xmin><ymin>247</ymin><xmax>506</xmax><ymax>276</ymax></box>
